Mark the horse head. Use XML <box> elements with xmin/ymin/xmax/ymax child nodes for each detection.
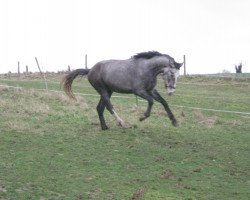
<box><xmin>163</xmin><ymin>60</ymin><xmax>183</xmax><ymax>95</ymax></box>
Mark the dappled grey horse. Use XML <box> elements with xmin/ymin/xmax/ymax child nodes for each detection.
<box><xmin>62</xmin><ymin>51</ymin><xmax>183</xmax><ymax>130</ymax></box>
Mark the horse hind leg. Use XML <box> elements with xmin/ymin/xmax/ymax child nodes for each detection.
<box><xmin>96</xmin><ymin>98</ymin><xmax>109</xmax><ymax>130</ymax></box>
<box><xmin>100</xmin><ymin>91</ymin><xmax>130</xmax><ymax>129</ymax></box>
<box><xmin>112</xmin><ymin>110</ymin><xmax>130</xmax><ymax>128</ymax></box>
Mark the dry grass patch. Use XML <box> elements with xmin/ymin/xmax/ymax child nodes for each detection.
<box><xmin>193</xmin><ymin>110</ymin><xmax>218</xmax><ymax>128</ymax></box>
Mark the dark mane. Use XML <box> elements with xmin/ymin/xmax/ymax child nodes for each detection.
<box><xmin>132</xmin><ymin>51</ymin><xmax>164</xmax><ymax>59</ymax></box>
<box><xmin>132</xmin><ymin>51</ymin><xmax>173</xmax><ymax>60</ymax></box>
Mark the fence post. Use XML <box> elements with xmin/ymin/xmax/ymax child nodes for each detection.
<box><xmin>183</xmin><ymin>55</ymin><xmax>186</xmax><ymax>76</ymax></box>
<box><xmin>26</xmin><ymin>65</ymin><xmax>29</xmax><ymax>75</ymax></box>
<box><xmin>85</xmin><ymin>54</ymin><xmax>88</xmax><ymax>69</ymax></box>
<box><xmin>35</xmin><ymin>57</ymin><xmax>48</xmax><ymax>91</ymax></box>
<box><xmin>18</xmin><ymin>61</ymin><xmax>20</xmax><ymax>77</ymax></box>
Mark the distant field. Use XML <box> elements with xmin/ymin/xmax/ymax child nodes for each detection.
<box><xmin>0</xmin><ymin>74</ymin><xmax>250</xmax><ymax>199</ymax></box>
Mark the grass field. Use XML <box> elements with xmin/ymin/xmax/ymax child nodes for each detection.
<box><xmin>0</xmin><ymin>74</ymin><xmax>250</xmax><ymax>199</ymax></box>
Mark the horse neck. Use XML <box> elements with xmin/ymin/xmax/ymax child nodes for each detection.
<box><xmin>148</xmin><ymin>57</ymin><xmax>168</xmax><ymax>77</ymax></box>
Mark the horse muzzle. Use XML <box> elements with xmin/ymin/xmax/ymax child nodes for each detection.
<box><xmin>167</xmin><ymin>87</ymin><xmax>176</xmax><ymax>96</ymax></box>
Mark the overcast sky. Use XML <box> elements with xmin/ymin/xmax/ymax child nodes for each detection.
<box><xmin>0</xmin><ymin>0</ymin><xmax>249</xmax><ymax>74</ymax></box>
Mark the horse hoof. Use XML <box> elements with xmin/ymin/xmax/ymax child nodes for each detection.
<box><xmin>118</xmin><ymin>121</ymin><xmax>131</xmax><ymax>129</ymax></box>
<box><xmin>101</xmin><ymin>126</ymin><xmax>109</xmax><ymax>130</ymax></box>
<box><xmin>139</xmin><ymin>117</ymin><xmax>145</xmax><ymax>121</ymax></box>
<box><xmin>123</xmin><ymin>124</ymin><xmax>131</xmax><ymax>129</ymax></box>
<box><xmin>122</xmin><ymin>124</ymin><xmax>131</xmax><ymax>129</ymax></box>
<box><xmin>172</xmin><ymin>120</ymin><xmax>178</xmax><ymax>127</ymax></box>
<box><xmin>139</xmin><ymin>116</ymin><xmax>148</xmax><ymax>121</ymax></box>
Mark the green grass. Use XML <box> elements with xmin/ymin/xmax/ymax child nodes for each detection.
<box><xmin>0</xmin><ymin>74</ymin><xmax>250</xmax><ymax>199</ymax></box>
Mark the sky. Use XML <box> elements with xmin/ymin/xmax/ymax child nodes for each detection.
<box><xmin>0</xmin><ymin>0</ymin><xmax>250</xmax><ymax>74</ymax></box>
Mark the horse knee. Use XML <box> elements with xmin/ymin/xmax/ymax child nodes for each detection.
<box><xmin>96</xmin><ymin>105</ymin><xmax>101</xmax><ymax>114</ymax></box>
<box><xmin>96</xmin><ymin>104</ymin><xmax>105</xmax><ymax>116</ymax></box>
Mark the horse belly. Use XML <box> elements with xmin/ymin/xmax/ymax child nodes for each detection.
<box><xmin>106</xmin><ymin>78</ymin><xmax>133</xmax><ymax>93</ymax></box>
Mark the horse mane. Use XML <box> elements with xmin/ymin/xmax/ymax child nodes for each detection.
<box><xmin>132</xmin><ymin>51</ymin><xmax>172</xmax><ymax>60</ymax></box>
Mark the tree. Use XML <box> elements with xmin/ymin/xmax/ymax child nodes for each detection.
<box><xmin>235</xmin><ymin>63</ymin><xmax>242</xmax><ymax>73</ymax></box>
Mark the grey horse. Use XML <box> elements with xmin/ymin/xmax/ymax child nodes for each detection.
<box><xmin>62</xmin><ymin>51</ymin><xmax>183</xmax><ymax>130</ymax></box>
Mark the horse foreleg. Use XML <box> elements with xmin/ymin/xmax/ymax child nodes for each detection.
<box><xmin>135</xmin><ymin>91</ymin><xmax>154</xmax><ymax>121</ymax></box>
<box><xmin>151</xmin><ymin>89</ymin><xmax>177</xmax><ymax>126</ymax></box>
<box><xmin>139</xmin><ymin>100</ymin><xmax>153</xmax><ymax>121</ymax></box>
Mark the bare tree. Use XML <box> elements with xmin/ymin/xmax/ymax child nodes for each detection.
<box><xmin>235</xmin><ymin>63</ymin><xmax>242</xmax><ymax>73</ymax></box>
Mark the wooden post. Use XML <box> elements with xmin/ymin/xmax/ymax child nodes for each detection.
<box><xmin>68</xmin><ymin>65</ymin><xmax>71</xmax><ymax>72</ymax></box>
<box><xmin>85</xmin><ymin>54</ymin><xmax>88</xmax><ymax>69</ymax></box>
<box><xmin>35</xmin><ymin>57</ymin><xmax>48</xmax><ymax>91</ymax></box>
<box><xmin>26</xmin><ymin>65</ymin><xmax>28</xmax><ymax>73</ymax></box>
<box><xmin>18</xmin><ymin>61</ymin><xmax>20</xmax><ymax>77</ymax></box>
<box><xmin>183</xmin><ymin>55</ymin><xmax>186</xmax><ymax>76</ymax></box>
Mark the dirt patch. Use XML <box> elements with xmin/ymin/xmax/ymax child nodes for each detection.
<box><xmin>0</xmin><ymin>98</ymin><xmax>7</xmax><ymax>107</ymax></box>
<box><xmin>193</xmin><ymin>110</ymin><xmax>218</xmax><ymax>128</ymax></box>
<box><xmin>131</xmin><ymin>187</ymin><xmax>146</xmax><ymax>200</ymax></box>
<box><xmin>160</xmin><ymin>170</ymin><xmax>174</xmax><ymax>179</ymax></box>
<box><xmin>0</xmin><ymin>185</ymin><xmax>7</xmax><ymax>192</ymax></box>
<box><xmin>6</xmin><ymin>121</ymin><xmax>28</xmax><ymax>132</ymax></box>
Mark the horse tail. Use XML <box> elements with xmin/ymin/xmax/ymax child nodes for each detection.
<box><xmin>61</xmin><ymin>68</ymin><xmax>90</xmax><ymax>100</ymax></box>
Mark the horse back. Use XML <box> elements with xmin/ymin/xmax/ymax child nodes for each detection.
<box><xmin>88</xmin><ymin>59</ymin><xmax>137</xmax><ymax>93</ymax></box>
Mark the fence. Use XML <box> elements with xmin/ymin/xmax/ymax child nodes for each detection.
<box><xmin>0</xmin><ymin>82</ymin><xmax>250</xmax><ymax>116</ymax></box>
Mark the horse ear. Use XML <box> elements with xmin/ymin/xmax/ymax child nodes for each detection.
<box><xmin>174</xmin><ymin>61</ymin><xmax>183</xmax><ymax>69</ymax></box>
